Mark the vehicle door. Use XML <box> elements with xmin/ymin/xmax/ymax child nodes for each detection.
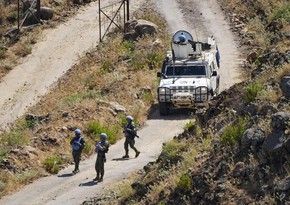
<box><xmin>209</xmin><ymin>62</ymin><xmax>217</xmax><ymax>90</ymax></box>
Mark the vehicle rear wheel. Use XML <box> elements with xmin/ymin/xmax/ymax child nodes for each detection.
<box><xmin>159</xmin><ymin>102</ymin><xmax>169</xmax><ymax>115</ymax></box>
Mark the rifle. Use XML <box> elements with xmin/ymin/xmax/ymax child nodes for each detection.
<box><xmin>124</xmin><ymin>127</ymin><xmax>142</xmax><ymax>140</ymax></box>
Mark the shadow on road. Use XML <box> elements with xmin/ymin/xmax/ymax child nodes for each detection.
<box><xmin>147</xmin><ymin>104</ymin><xmax>196</xmax><ymax>120</ymax></box>
<box><xmin>112</xmin><ymin>157</ymin><xmax>131</xmax><ymax>161</ymax></box>
<box><xmin>79</xmin><ymin>180</ymin><xmax>97</xmax><ymax>187</ymax></box>
<box><xmin>57</xmin><ymin>173</ymin><xmax>74</xmax><ymax>177</ymax></box>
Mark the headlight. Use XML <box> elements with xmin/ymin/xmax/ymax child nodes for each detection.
<box><xmin>159</xmin><ymin>87</ymin><xmax>170</xmax><ymax>94</ymax></box>
<box><xmin>200</xmin><ymin>87</ymin><xmax>208</xmax><ymax>93</ymax></box>
<box><xmin>195</xmin><ymin>87</ymin><xmax>208</xmax><ymax>94</ymax></box>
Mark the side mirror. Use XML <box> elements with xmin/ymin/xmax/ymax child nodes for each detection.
<box><xmin>212</xmin><ymin>71</ymin><xmax>217</xmax><ymax>77</ymax></box>
<box><xmin>157</xmin><ymin>72</ymin><xmax>162</xmax><ymax>77</ymax></box>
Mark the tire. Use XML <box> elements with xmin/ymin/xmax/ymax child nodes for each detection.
<box><xmin>159</xmin><ymin>102</ymin><xmax>169</xmax><ymax>115</ymax></box>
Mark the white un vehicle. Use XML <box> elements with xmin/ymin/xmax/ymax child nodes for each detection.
<box><xmin>157</xmin><ymin>30</ymin><xmax>220</xmax><ymax>115</ymax></box>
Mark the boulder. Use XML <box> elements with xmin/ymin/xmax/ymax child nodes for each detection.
<box><xmin>271</xmin><ymin>112</ymin><xmax>290</xmax><ymax>130</ymax></box>
<box><xmin>124</xmin><ymin>19</ymin><xmax>158</xmax><ymax>40</ymax></box>
<box><xmin>280</xmin><ymin>76</ymin><xmax>290</xmax><ymax>99</ymax></box>
<box><xmin>40</xmin><ymin>7</ymin><xmax>54</xmax><ymax>20</ymax></box>
<box><xmin>241</xmin><ymin>128</ymin><xmax>265</xmax><ymax>151</ymax></box>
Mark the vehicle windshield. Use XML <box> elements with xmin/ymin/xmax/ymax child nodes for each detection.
<box><xmin>165</xmin><ymin>65</ymin><xmax>206</xmax><ymax>77</ymax></box>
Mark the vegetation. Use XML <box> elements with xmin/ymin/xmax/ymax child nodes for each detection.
<box><xmin>220</xmin><ymin>117</ymin><xmax>249</xmax><ymax>145</ymax></box>
<box><xmin>244</xmin><ymin>82</ymin><xmax>263</xmax><ymax>103</ymax></box>
<box><xmin>43</xmin><ymin>154</ymin><xmax>67</xmax><ymax>174</ymax></box>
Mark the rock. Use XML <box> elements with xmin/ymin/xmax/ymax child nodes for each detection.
<box><xmin>262</xmin><ymin>130</ymin><xmax>285</xmax><ymax>153</ymax></box>
<box><xmin>258</xmin><ymin>104</ymin><xmax>277</xmax><ymax>117</ymax></box>
<box><xmin>40</xmin><ymin>7</ymin><xmax>54</xmax><ymax>20</ymax></box>
<box><xmin>152</xmin><ymin>39</ymin><xmax>163</xmax><ymax>47</ymax></box>
<box><xmin>247</xmin><ymin>51</ymin><xmax>257</xmax><ymax>63</ymax></box>
<box><xmin>109</xmin><ymin>102</ymin><xmax>126</xmax><ymax>113</ymax></box>
<box><xmin>276</xmin><ymin>176</ymin><xmax>290</xmax><ymax>191</ymax></box>
<box><xmin>280</xmin><ymin>76</ymin><xmax>290</xmax><ymax>99</ymax></box>
<box><xmin>62</xmin><ymin>111</ymin><xmax>69</xmax><ymax>118</ymax></box>
<box><xmin>22</xmin><ymin>146</ymin><xmax>37</xmax><ymax>154</ymax></box>
<box><xmin>271</xmin><ymin>112</ymin><xmax>290</xmax><ymax>130</ymax></box>
<box><xmin>241</xmin><ymin>128</ymin><xmax>265</xmax><ymax>151</ymax></box>
<box><xmin>124</xmin><ymin>19</ymin><xmax>158</xmax><ymax>40</ymax></box>
<box><xmin>233</xmin><ymin>161</ymin><xmax>245</xmax><ymax>177</ymax></box>
<box><xmin>243</xmin><ymin>102</ymin><xmax>258</xmax><ymax>116</ymax></box>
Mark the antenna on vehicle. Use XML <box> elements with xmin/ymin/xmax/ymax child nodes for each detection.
<box><xmin>170</xmin><ymin>40</ymin><xmax>176</xmax><ymax>84</ymax></box>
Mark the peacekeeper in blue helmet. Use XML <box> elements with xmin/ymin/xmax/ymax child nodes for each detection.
<box><xmin>122</xmin><ymin>116</ymin><xmax>140</xmax><ymax>159</ymax></box>
<box><xmin>94</xmin><ymin>133</ymin><xmax>109</xmax><ymax>182</ymax></box>
<box><xmin>70</xmin><ymin>129</ymin><xmax>86</xmax><ymax>174</ymax></box>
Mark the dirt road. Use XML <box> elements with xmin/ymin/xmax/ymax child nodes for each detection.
<box><xmin>0</xmin><ymin>0</ymin><xmax>242</xmax><ymax>204</ymax></box>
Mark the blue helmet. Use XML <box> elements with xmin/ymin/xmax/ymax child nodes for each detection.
<box><xmin>75</xmin><ymin>129</ymin><xmax>81</xmax><ymax>135</ymax></box>
<box><xmin>100</xmin><ymin>133</ymin><xmax>107</xmax><ymax>139</ymax></box>
<box><xmin>126</xmin><ymin>115</ymin><xmax>134</xmax><ymax>121</ymax></box>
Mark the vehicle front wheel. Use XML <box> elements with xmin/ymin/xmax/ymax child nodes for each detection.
<box><xmin>159</xmin><ymin>102</ymin><xmax>169</xmax><ymax>115</ymax></box>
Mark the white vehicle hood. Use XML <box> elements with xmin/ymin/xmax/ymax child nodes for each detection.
<box><xmin>159</xmin><ymin>77</ymin><xmax>209</xmax><ymax>88</ymax></box>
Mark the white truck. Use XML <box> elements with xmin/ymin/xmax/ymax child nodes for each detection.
<box><xmin>157</xmin><ymin>30</ymin><xmax>220</xmax><ymax>115</ymax></box>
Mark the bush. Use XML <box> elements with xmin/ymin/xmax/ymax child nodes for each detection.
<box><xmin>2</xmin><ymin>131</ymin><xmax>28</xmax><ymax>147</ymax></box>
<box><xmin>87</xmin><ymin>121</ymin><xmax>119</xmax><ymax>144</ymax></box>
<box><xmin>220</xmin><ymin>117</ymin><xmax>249</xmax><ymax>145</ymax></box>
<box><xmin>270</xmin><ymin>3</ymin><xmax>290</xmax><ymax>22</ymax></box>
<box><xmin>244</xmin><ymin>83</ymin><xmax>263</xmax><ymax>103</ymax></box>
<box><xmin>0</xmin><ymin>147</ymin><xmax>9</xmax><ymax>163</ymax></box>
<box><xmin>63</xmin><ymin>90</ymin><xmax>101</xmax><ymax>105</ymax></box>
<box><xmin>162</xmin><ymin>140</ymin><xmax>187</xmax><ymax>160</ymax></box>
<box><xmin>100</xmin><ymin>59</ymin><xmax>113</xmax><ymax>73</ymax></box>
<box><xmin>177</xmin><ymin>173</ymin><xmax>191</xmax><ymax>191</ymax></box>
<box><xmin>43</xmin><ymin>155</ymin><xmax>64</xmax><ymax>174</ymax></box>
<box><xmin>15</xmin><ymin>170</ymin><xmax>37</xmax><ymax>184</ymax></box>
<box><xmin>183</xmin><ymin>120</ymin><xmax>196</xmax><ymax>133</ymax></box>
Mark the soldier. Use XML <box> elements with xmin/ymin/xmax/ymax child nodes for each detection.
<box><xmin>70</xmin><ymin>129</ymin><xmax>86</xmax><ymax>174</ymax></box>
<box><xmin>122</xmin><ymin>116</ymin><xmax>140</xmax><ymax>159</ymax></box>
<box><xmin>94</xmin><ymin>133</ymin><xmax>109</xmax><ymax>182</ymax></box>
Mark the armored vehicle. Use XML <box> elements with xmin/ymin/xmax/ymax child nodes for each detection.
<box><xmin>157</xmin><ymin>30</ymin><xmax>220</xmax><ymax>115</ymax></box>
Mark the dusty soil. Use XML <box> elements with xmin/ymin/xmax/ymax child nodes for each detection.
<box><xmin>0</xmin><ymin>0</ymin><xmax>244</xmax><ymax>204</ymax></box>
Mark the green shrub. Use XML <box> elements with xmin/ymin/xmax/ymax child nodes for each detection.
<box><xmin>87</xmin><ymin>121</ymin><xmax>119</xmax><ymax>144</ymax></box>
<box><xmin>0</xmin><ymin>60</ymin><xmax>15</xmax><ymax>71</ymax></box>
<box><xmin>83</xmin><ymin>140</ymin><xmax>92</xmax><ymax>154</ymax></box>
<box><xmin>244</xmin><ymin>83</ymin><xmax>263</xmax><ymax>103</ymax></box>
<box><xmin>121</xmin><ymin>40</ymin><xmax>134</xmax><ymax>53</ymax></box>
<box><xmin>100</xmin><ymin>59</ymin><xmax>113</xmax><ymax>73</ymax></box>
<box><xmin>15</xmin><ymin>170</ymin><xmax>37</xmax><ymax>184</ymax></box>
<box><xmin>2</xmin><ymin>131</ymin><xmax>28</xmax><ymax>147</ymax></box>
<box><xmin>162</xmin><ymin>140</ymin><xmax>187</xmax><ymax>160</ymax></box>
<box><xmin>183</xmin><ymin>120</ymin><xmax>196</xmax><ymax>132</ymax></box>
<box><xmin>220</xmin><ymin>117</ymin><xmax>249</xmax><ymax>145</ymax></box>
<box><xmin>0</xmin><ymin>46</ymin><xmax>5</xmax><ymax>59</ymax></box>
<box><xmin>131</xmin><ymin>52</ymin><xmax>145</xmax><ymax>70</ymax></box>
<box><xmin>43</xmin><ymin>155</ymin><xmax>64</xmax><ymax>174</ymax></box>
<box><xmin>270</xmin><ymin>3</ymin><xmax>290</xmax><ymax>22</ymax></box>
<box><xmin>140</xmin><ymin>91</ymin><xmax>154</xmax><ymax>104</ymax></box>
<box><xmin>0</xmin><ymin>147</ymin><xmax>9</xmax><ymax>163</ymax></box>
<box><xmin>0</xmin><ymin>181</ymin><xmax>5</xmax><ymax>192</ymax></box>
<box><xmin>146</xmin><ymin>51</ymin><xmax>163</xmax><ymax>69</ymax></box>
<box><xmin>177</xmin><ymin>173</ymin><xmax>191</xmax><ymax>191</ymax></box>
<box><xmin>63</xmin><ymin>90</ymin><xmax>101</xmax><ymax>105</ymax></box>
